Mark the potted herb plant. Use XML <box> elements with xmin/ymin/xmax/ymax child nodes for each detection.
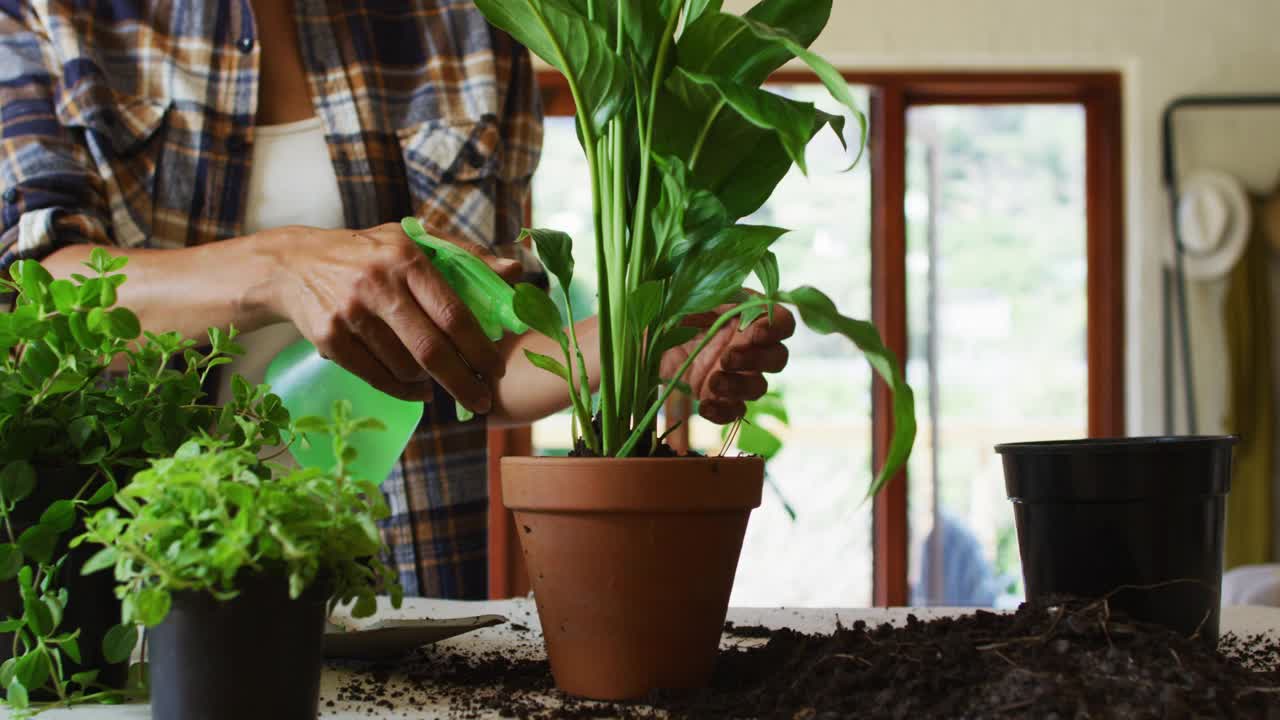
<box><xmin>76</xmin><ymin>401</ymin><xmax>403</xmax><ymax>720</ymax></box>
<box><xmin>0</xmin><ymin>250</ymin><xmax>287</xmax><ymax>713</ymax></box>
<box><xmin>472</xmin><ymin>0</ymin><xmax>917</xmax><ymax>700</ymax></box>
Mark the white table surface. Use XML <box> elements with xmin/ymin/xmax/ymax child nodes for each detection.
<box><xmin>43</xmin><ymin>598</ymin><xmax>1280</xmax><ymax>719</ymax></box>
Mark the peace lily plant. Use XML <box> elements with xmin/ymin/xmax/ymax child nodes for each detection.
<box><xmin>475</xmin><ymin>0</ymin><xmax>917</xmax><ymax>701</ymax></box>
<box><xmin>478</xmin><ymin>0</ymin><xmax>915</xmax><ymax>487</ymax></box>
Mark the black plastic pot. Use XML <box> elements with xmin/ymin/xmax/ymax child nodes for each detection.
<box><xmin>148</xmin><ymin>572</ymin><xmax>328</xmax><ymax>720</ymax></box>
<box><xmin>0</xmin><ymin>464</ymin><xmax>127</xmax><ymax>690</ymax></box>
<box><xmin>997</xmin><ymin>436</ymin><xmax>1236</xmax><ymax>645</ymax></box>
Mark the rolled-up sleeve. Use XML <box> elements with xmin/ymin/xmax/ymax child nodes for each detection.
<box><xmin>0</xmin><ymin>1</ymin><xmax>112</xmax><ymax>272</ymax></box>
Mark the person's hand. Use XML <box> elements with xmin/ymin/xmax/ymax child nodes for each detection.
<box><xmin>258</xmin><ymin>223</ymin><xmax>522</xmax><ymax>412</ymax></box>
<box><xmin>659</xmin><ymin>300</ymin><xmax>796</xmax><ymax>424</ymax></box>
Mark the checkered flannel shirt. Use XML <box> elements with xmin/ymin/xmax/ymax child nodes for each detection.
<box><xmin>0</xmin><ymin>0</ymin><xmax>544</xmax><ymax>599</ymax></box>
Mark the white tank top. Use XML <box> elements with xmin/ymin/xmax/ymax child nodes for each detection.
<box><xmin>216</xmin><ymin>116</ymin><xmax>343</xmax><ymax>403</ymax></box>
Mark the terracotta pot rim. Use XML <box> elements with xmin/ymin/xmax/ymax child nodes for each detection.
<box><xmin>502</xmin><ymin>455</ymin><xmax>764</xmax><ymax>513</ymax></box>
<box><xmin>501</xmin><ymin>455</ymin><xmax>764</xmax><ymax>465</ymax></box>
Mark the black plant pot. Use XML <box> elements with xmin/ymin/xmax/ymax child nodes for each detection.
<box><xmin>997</xmin><ymin>436</ymin><xmax>1236</xmax><ymax>645</ymax></box>
<box><xmin>0</xmin><ymin>464</ymin><xmax>128</xmax><ymax>690</ymax></box>
<box><xmin>148</xmin><ymin>572</ymin><xmax>328</xmax><ymax>720</ymax></box>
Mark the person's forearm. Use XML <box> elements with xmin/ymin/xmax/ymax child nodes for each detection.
<box><xmin>489</xmin><ymin>316</ymin><xmax>602</xmax><ymax>427</ymax></box>
<box><xmin>41</xmin><ymin>234</ymin><xmax>284</xmax><ymax>340</ymax></box>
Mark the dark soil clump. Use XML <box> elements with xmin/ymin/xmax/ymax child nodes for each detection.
<box><xmin>329</xmin><ymin>597</ymin><xmax>1280</xmax><ymax>719</ymax></box>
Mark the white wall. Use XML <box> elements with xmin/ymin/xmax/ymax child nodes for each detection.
<box><xmin>724</xmin><ymin>0</ymin><xmax>1280</xmax><ymax>434</ymax></box>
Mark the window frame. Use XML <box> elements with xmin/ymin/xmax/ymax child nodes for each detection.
<box><xmin>489</xmin><ymin>70</ymin><xmax>1125</xmax><ymax>606</ymax></box>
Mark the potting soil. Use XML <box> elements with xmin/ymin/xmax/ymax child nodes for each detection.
<box><xmin>329</xmin><ymin>597</ymin><xmax>1280</xmax><ymax>719</ymax></box>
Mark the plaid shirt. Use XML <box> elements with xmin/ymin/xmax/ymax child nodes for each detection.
<box><xmin>0</xmin><ymin>0</ymin><xmax>543</xmax><ymax>599</ymax></box>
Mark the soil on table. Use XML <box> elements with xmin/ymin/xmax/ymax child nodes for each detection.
<box><xmin>329</xmin><ymin>597</ymin><xmax>1280</xmax><ymax>719</ymax></box>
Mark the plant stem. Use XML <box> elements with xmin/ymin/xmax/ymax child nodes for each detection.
<box><xmin>617</xmin><ymin>299</ymin><xmax>764</xmax><ymax>456</ymax></box>
<box><xmin>587</xmin><ymin>137</ymin><xmax>617</xmax><ymax>455</ymax></box>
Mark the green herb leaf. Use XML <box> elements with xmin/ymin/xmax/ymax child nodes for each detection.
<box><xmin>48</xmin><ymin>279</ymin><xmax>77</xmax><ymax>314</ymax></box>
<box><xmin>80</xmin><ymin>547</ymin><xmax>117</xmax><ymax>576</ymax></box>
<box><xmin>105</xmin><ymin>308</ymin><xmax>141</xmax><ymax>340</ymax></box>
<box><xmin>134</xmin><ymin>588</ymin><xmax>171</xmax><ymax>628</ymax></box>
<box><xmin>18</xmin><ymin>524</ymin><xmax>58</xmax><ymax>565</ymax></box>
<box><xmin>0</xmin><ymin>545</ymin><xmax>22</xmax><ymax>582</ymax></box>
<box><xmin>0</xmin><ymin>461</ymin><xmax>36</xmax><ymax>504</ymax></box>
<box><xmin>39</xmin><ymin>500</ymin><xmax>76</xmax><ymax>533</ymax></box>
<box><xmin>62</xmin><ymin>636</ymin><xmax>81</xmax><ymax>665</ymax></box>
<box><xmin>6</xmin><ymin>677</ymin><xmax>27</xmax><ymax>709</ymax></box>
<box><xmin>84</xmin><ymin>480</ymin><xmax>117</xmax><ymax>506</ymax></box>
<box><xmin>102</xmin><ymin>624</ymin><xmax>137</xmax><ymax>664</ymax></box>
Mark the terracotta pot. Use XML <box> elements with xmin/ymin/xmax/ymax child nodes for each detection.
<box><xmin>502</xmin><ymin>455</ymin><xmax>764</xmax><ymax>700</ymax></box>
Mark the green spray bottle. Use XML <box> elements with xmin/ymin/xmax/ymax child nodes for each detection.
<box><xmin>265</xmin><ymin>217</ymin><xmax>528</xmax><ymax>484</ymax></box>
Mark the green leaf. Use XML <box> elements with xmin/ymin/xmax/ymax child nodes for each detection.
<box><xmin>134</xmin><ymin>588</ymin><xmax>171</xmax><ymax>628</ymax></box>
<box><xmin>474</xmin><ymin>0</ymin><xmax>626</xmax><ymax>137</ymax></box>
<box><xmin>652</xmin><ymin>325</ymin><xmax>702</xmax><ymax>356</ymax></box>
<box><xmin>62</xmin><ymin>636</ymin><xmax>81</xmax><ymax>665</ymax></box>
<box><xmin>352</xmin><ymin>591</ymin><xmax>376</xmax><ymax>619</ymax></box>
<box><xmin>0</xmin><ymin>461</ymin><xmax>36</xmax><ymax>504</ymax></box>
<box><xmin>454</xmin><ymin>401</ymin><xmax>474</xmax><ymax>423</ymax></box>
<box><xmin>735</xmin><ymin>14</ymin><xmax>866</xmax><ymax>162</ymax></box>
<box><xmin>80</xmin><ymin>547</ymin><xmax>117</xmax><ymax>576</ymax></box>
<box><xmin>523</xmin><ymin>350</ymin><xmax>570</xmax><ymax>381</ymax></box>
<box><xmin>68</xmin><ymin>416</ymin><xmax>95</xmax><ymax>448</ymax></box>
<box><xmin>291</xmin><ymin>416</ymin><xmax>329</xmax><ymax>435</ymax></box>
<box><xmin>734</xmin><ymin>420</ymin><xmax>783</xmax><ymax>460</ymax></box>
<box><xmin>0</xmin><ymin>659</ymin><xmax>15</xmax><ymax>690</ymax></box>
<box><xmin>84</xmin><ymin>480</ymin><xmax>117</xmax><ymax>506</ymax></box>
<box><xmin>39</xmin><ymin>500</ymin><xmax>76</xmax><ymax>533</ymax></box>
<box><xmin>675</xmin><ymin>68</ymin><xmax>817</xmax><ymax>173</ymax></box>
<box><xmin>665</xmin><ymin>225</ymin><xmax>786</xmax><ymax>319</ymax></box>
<box><xmin>754</xmin><ymin>252</ymin><xmax>780</xmax><ymax>298</ymax></box>
<box><xmin>12</xmin><ymin>260</ymin><xmax>53</xmax><ymax>304</ymax></box>
<box><xmin>628</xmin><ymin>281</ymin><xmax>664</xmax><ymax>332</ymax></box>
<box><xmin>18</xmin><ymin>524</ymin><xmax>58</xmax><ymax>565</ymax></box>
<box><xmin>520</xmin><ymin>229</ymin><xmax>575</xmax><ymax>295</ymax></box>
<box><xmin>42</xmin><ymin>595</ymin><xmax>63</xmax><ymax>634</ymax></box>
<box><xmin>512</xmin><ymin>283</ymin><xmax>568</xmax><ymax>349</ymax></box>
<box><xmin>18</xmin><ymin>342</ymin><xmax>58</xmax><ymax>385</ymax></box>
<box><xmin>781</xmin><ymin>286</ymin><xmax>916</xmax><ymax>496</ymax></box>
<box><xmin>14</xmin><ymin>651</ymin><xmax>47</xmax><ymax>693</ymax></box>
<box><xmin>6</xmin><ymin>678</ymin><xmax>27</xmax><ymax>709</ymax></box>
<box><xmin>87</xmin><ymin>247</ymin><xmax>112</xmax><ymax>274</ymax></box>
<box><xmin>48</xmin><ymin>279</ymin><xmax>77</xmax><ymax>314</ymax></box>
<box><xmin>99</xmin><ymin>276</ymin><xmax>117</xmax><ymax>307</ymax></box>
<box><xmin>105</xmin><ymin>308</ymin><xmax>141</xmax><ymax>340</ymax></box>
<box><xmin>67</xmin><ymin>311</ymin><xmax>95</xmax><ymax>348</ymax></box>
<box><xmin>684</xmin><ymin>0</ymin><xmax>723</xmax><ymax>25</ymax></box>
<box><xmin>69</xmin><ymin>670</ymin><xmax>98</xmax><ymax>688</ymax></box>
<box><xmin>679</xmin><ymin>0</ymin><xmax>831</xmax><ymax>86</ymax></box>
<box><xmin>0</xmin><ymin>545</ymin><xmax>22</xmax><ymax>582</ymax></box>
<box><xmin>102</xmin><ymin>624</ymin><xmax>137</xmax><ymax>664</ymax></box>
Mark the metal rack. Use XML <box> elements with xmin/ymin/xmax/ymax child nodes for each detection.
<box><xmin>1160</xmin><ymin>93</ymin><xmax>1280</xmax><ymax>435</ymax></box>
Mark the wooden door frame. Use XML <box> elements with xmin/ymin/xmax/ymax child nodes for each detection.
<box><xmin>490</xmin><ymin>70</ymin><xmax>1126</xmax><ymax>606</ymax></box>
